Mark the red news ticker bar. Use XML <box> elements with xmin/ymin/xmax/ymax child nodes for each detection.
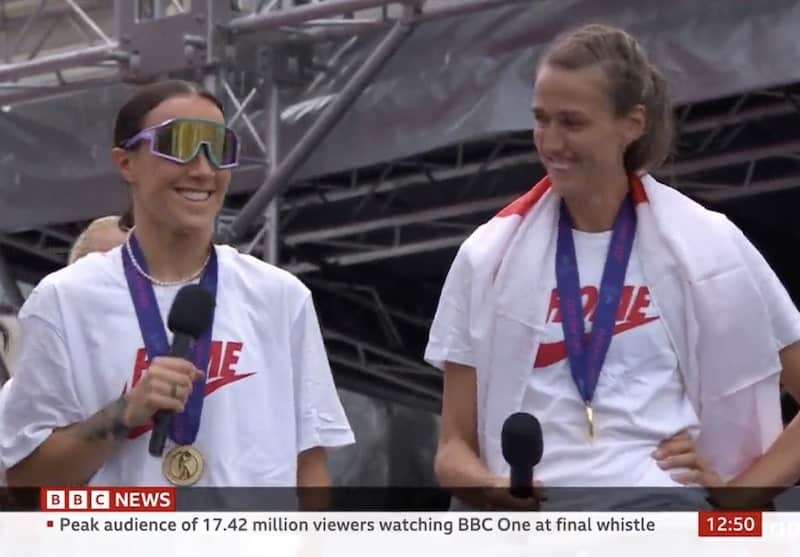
<box><xmin>40</xmin><ymin>487</ymin><xmax>176</xmax><ymax>512</ymax></box>
<box><xmin>698</xmin><ymin>511</ymin><xmax>763</xmax><ymax>537</ymax></box>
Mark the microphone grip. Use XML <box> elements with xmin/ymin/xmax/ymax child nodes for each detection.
<box><xmin>148</xmin><ymin>334</ymin><xmax>196</xmax><ymax>457</ymax></box>
<box><xmin>149</xmin><ymin>411</ymin><xmax>170</xmax><ymax>457</ymax></box>
<box><xmin>509</xmin><ymin>465</ymin><xmax>534</xmax><ymax>499</ymax></box>
<box><xmin>169</xmin><ymin>334</ymin><xmax>195</xmax><ymax>359</ymax></box>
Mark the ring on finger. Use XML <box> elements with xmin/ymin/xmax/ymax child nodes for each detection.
<box><xmin>170</xmin><ymin>383</ymin><xmax>178</xmax><ymax>399</ymax></box>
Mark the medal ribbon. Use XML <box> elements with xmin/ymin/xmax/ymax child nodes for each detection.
<box><xmin>122</xmin><ymin>233</ymin><xmax>217</xmax><ymax>445</ymax></box>
<box><xmin>555</xmin><ymin>195</ymin><xmax>636</xmax><ymax>411</ymax></box>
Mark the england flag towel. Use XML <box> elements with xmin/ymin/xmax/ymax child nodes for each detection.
<box><xmin>426</xmin><ymin>173</ymin><xmax>800</xmax><ymax>482</ymax></box>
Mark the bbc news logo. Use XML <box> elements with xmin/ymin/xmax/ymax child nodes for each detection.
<box><xmin>40</xmin><ymin>487</ymin><xmax>176</xmax><ymax>512</ymax></box>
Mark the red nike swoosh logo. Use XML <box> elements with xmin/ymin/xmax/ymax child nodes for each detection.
<box><xmin>124</xmin><ymin>372</ymin><xmax>256</xmax><ymax>439</ymax></box>
<box><xmin>534</xmin><ymin>317</ymin><xmax>658</xmax><ymax>368</ymax></box>
<box><xmin>204</xmin><ymin>372</ymin><xmax>255</xmax><ymax>396</ymax></box>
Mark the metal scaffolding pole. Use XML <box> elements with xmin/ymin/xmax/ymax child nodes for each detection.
<box><xmin>416</xmin><ymin>0</ymin><xmax>529</xmax><ymax>23</ymax></box>
<box><xmin>263</xmin><ymin>73</ymin><xmax>281</xmax><ymax>264</ymax></box>
<box><xmin>221</xmin><ymin>13</ymin><xmax>417</xmax><ymax>242</ymax></box>
<box><xmin>658</xmin><ymin>139</ymin><xmax>800</xmax><ymax>177</ymax></box>
<box><xmin>225</xmin><ymin>0</ymin><xmax>410</xmax><ymax>34</ymax></box>
<box><xmin>0</xmin><ymin>43</ymin><xmax>122</xmax><ymax>82</ymax></box>
<box><xmin>696</xmin><ymin>175</ymin><xmax>800</xmax><ymax>202</ymax></box>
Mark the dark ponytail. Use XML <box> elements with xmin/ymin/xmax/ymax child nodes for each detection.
<box><xmin>113</xmin><ymin>79</ymin><xmax>224</xmax><ymax>147</ymax></box>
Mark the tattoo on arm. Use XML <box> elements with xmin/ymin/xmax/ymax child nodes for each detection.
<box><xmin>75</xmin><ymin>397</ymin><xmax>128</xmax><ymax>442</ymax></box>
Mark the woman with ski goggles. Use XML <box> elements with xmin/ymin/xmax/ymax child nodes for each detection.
<box><xmin>1</xmin><ymin>80</ymin><xmax>353</xmax><ymax>499</ymax></box>
<box><xmin>121</xmin><ymin>117</ymin><xmax>240</xmax><ymax>170</ymax></box>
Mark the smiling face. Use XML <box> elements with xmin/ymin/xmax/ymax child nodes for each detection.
<box><xmin>112</xmin><ymin>94</ymin><xmax>231</xmax><ymax>237</ymax></box>
<box><xmin>532</xmin><ymin>63</ymin><xmax>644</xmax><ymax>197</ymax></box>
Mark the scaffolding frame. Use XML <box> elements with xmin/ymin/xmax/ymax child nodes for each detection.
<box><xmin>1</xmin><ymin>0</ymin><xmax>800</xmax><ymax>405</ymax></box>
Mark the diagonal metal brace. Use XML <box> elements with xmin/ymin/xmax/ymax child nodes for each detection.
<box><xmin>218</xmin><ymin>15</ymin><xmax>417</xmax><ymax>243</ymax></box>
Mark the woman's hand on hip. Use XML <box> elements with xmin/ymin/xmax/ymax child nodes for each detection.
<box><xmin>653</xmin><ymin>430</ymin><xmax>723</xmax><ymax>487</ymax></box>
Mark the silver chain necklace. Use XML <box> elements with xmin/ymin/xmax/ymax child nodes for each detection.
<box><xmin>125</xmin><ymin>228</ymin><xmax>211</xmax><ymax>287</ymax></box>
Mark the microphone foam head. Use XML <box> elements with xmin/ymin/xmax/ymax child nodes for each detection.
<box><xmin>501</xmin><ymin>412</ymin><xmax>543</xmax><ymax>467</ymax></box>
<box><xmin>167</xmin><ymin>284</ymin><xmax>215</xmax><ymax>338</ymax></box>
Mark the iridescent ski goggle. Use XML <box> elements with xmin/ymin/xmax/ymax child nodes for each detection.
<box><xmin>122</xmin><ymin>118</ymin><xmax>240</xmax><ymax>169</ymax></box>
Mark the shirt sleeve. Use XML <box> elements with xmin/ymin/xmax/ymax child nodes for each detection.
<box><xmin>424</xmin><ymin>244</ymin><xmax>476</xmax><ymax>370</ymax></box>
<box><xmin>291</xmin><ymin>292</ymin><xmax>355</xmax><ymax>453</ymax></box>
<box><xmin>732</xmin><ymin>224</ymin><xmax>800</xmax><ymax>350</ymax></box>
<box><xmin>0</xmin><ymin>285</ymin><xmax>84</xmax><ymax>470</ymax></box>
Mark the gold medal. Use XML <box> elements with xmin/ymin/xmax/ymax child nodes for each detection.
<box><xmin>585</xmin><ymin>404</ymin><xmax>594</xmax><ymax>440</ymax></box>
<box><xmin>163</xmin><ymin>445</ymin><xmax>204</xmax><ymax>486</ymax></box>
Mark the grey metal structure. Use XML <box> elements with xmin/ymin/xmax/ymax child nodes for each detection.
<box><xmin>1</xmin><ymin>0</ymin><xmax>800</xmax><ymax>408</ymax></box>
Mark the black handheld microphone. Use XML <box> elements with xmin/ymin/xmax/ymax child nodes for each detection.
<box><xmin>148</xmin><ymin>284</ymin><xmax>215</xmax><ymax>457</ymax></box>
<box><xmin>501</xmin><ymin>412</ymin><xmax>544</xmax><ymax>498</ymax></box>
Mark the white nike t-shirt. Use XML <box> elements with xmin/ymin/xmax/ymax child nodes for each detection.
<box><xmin>523</xmin><ymin>230</ymin><xmax>699</xmax><ymax>487</ymax></box>
<box><xmin>0</xmin><ymin>245</ymin><xmax>354</xmax><ymax>486</ymax></box>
